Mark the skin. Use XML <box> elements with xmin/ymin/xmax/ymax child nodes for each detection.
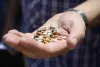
<box><xmin>3</xmin><ymin>0</ymin><xmax>100</xmax><ymax>58</ymax></box>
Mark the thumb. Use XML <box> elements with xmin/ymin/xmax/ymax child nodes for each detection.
<box><xmin>67</xmin><ymin>22</ymin><xmax>86</xmax><ymax>50</ymax></box>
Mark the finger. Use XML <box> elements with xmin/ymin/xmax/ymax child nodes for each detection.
<box><xmin>3</xmin><ymin>33</ymin><xmax>33</xmax><ymax>55</ymax></box>
<box><xmin>3</xmin><ymin>33</ymin><xmax>27</xmax><ymax>51</ymax></box>
<box><xmin>58</xmin><ymin>28</ymin><xmax>68</xmax><ymax>36</ymax></box>
<box><xmin>58</xmin><ymin>19</ymin><xmax>71</xmax><ymax>36</ymax></box>
<box><xmin>3</xmin><ymin>33</ymin><xmax>20</xmax><ymax>46</ymax></box>
<box><xmin>3</xmin><ymin>34</ymin><xmax>8</xmax><ymax>41</ymax></box>
<box><xmin>67</xmin><ymin>21</ymin><xmax>86</xmax><ymax>50</ymax></box>
<box><xmin>8</xmin><ymin>29</ymin><xmax>24</xmax><ymax>37</ymax></box>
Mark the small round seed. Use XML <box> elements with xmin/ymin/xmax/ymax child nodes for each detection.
<box><xmin>38</xmin><ymin>36</ymin><xmax>43</xmax><ymax>39</ymax></box>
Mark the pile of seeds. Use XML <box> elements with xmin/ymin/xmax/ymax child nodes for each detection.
<box><xmin>33</xmin><ymin>27</ymin><xmax>66</xmax><ymax>44</ymax></box>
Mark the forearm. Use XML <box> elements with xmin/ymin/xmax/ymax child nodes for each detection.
<box><xmin>74</xmin><ymin>0</ymin><xmax>100</xmax><ymax>27</ymax></box>
<box><xmin>3</xmin><ymin>0</ymin><xmax>20</xmax><ymax>35</ymax></box>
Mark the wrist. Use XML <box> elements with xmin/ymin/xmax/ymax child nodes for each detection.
<box><xmin>66</xmin><ymin>8</ymin><xmax>88</xmax><ymax>29</ymax></box>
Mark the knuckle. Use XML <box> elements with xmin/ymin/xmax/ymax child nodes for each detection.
<box><xmin>8</xmin><ymin>29</ymin><xmax>17</xmax><ymax>33</ymax></box>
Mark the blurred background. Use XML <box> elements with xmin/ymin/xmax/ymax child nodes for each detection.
<box><xmin>0</xmin><ymin>0</ymin><xmax>25</xmax><ymax>67</ymax></box>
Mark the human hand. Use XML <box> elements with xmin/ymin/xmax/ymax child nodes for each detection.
<box><xmin>3</xmin><ymin>29</ymin><xmax>69</xmax><ymax>58</ymax></box>
<box><xmin>38</xmin><ymin>11</ymin><xmax>86</xmax><ymax>50</ymax></box>
<box><xmin>3</xmin><ymin>11</ymin><xmax>86</xmax><ymax>58</ymax></box>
